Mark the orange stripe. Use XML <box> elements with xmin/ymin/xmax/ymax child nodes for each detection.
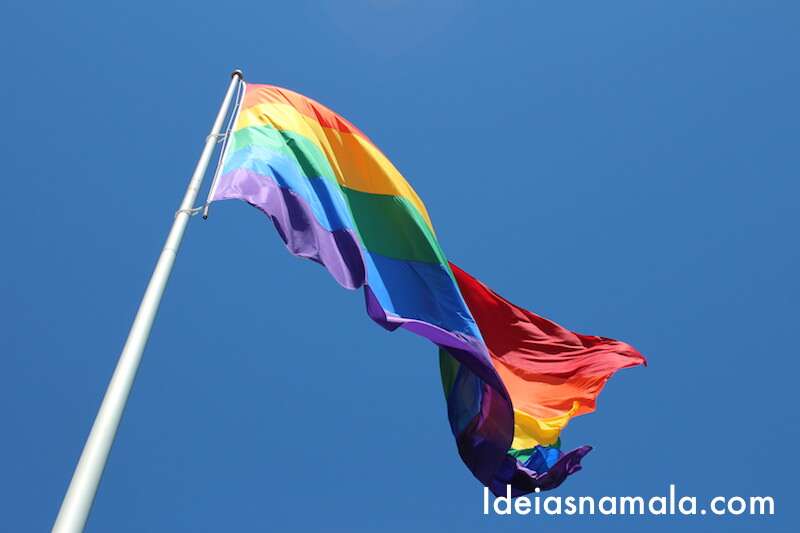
<box><xmin>494</xmin><ymin>357</ymin><xmax>608</xmax><ymax>420</ymax></box>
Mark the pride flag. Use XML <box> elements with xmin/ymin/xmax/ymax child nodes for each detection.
<box><xmin>208</xmin><ymin>83</ymin><xmax>645</xmax><ymax>495</ymax></box>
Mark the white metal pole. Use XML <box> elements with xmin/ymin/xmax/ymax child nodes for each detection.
<box><xmin>52</xmin><ymin>70</ymin><xmax>244</xmax><ymax>533</ymax></box>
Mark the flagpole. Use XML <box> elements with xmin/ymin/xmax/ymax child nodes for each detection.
<box><xmin>52</xmin><ymin>69</ymin><xmax>244</xmax><ymax>533</ymax></box>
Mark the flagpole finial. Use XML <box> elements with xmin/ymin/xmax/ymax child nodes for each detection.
<box><xmin>231</xmin><ymin>69</ymin><xmax>244</xmax><ymax>80</ymax></box>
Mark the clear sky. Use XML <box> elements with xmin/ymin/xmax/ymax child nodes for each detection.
<box><xmin>1</xmin><ymin>1</ymin><xmax>798</xmax><ymax>532</ymax></box>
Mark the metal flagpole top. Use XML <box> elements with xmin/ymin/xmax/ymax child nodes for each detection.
<box><xmin>202</xmin><ymin>70</ymin><xmax>246</xmax><ymax>219</ymax></box>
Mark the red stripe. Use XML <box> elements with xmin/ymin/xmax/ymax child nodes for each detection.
<box><xmin>242</xmin><ymin>84</ymin><xmax>372</xmax><ymax>141</ymax></box>
<box><xmin>450</xmin><ymin>262</ymin><xmax>646</xmax><ymax>418</ymax></box>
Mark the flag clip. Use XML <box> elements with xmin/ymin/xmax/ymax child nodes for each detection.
<box><xmin>206</xmin><ymin>132</ymin><xmax>227</xmax><ymax>144</ymax></box>
<box><xmin>175</xmin><ymin>206</ymin><xmax>204</xmax><ymax>219</ymax></box>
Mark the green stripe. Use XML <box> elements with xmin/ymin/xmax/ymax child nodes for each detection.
<box><xmin>439</xmin><ymin>348</ymin><xmax>461</xmax><ymax>397</ymax></box>
<box><xmin>508</xmin><ymin>438</ymin><xmax>562</xmax><ymax>463</ymax></box>
<box><xmin>228</xmin><ymin>126</ymin><xmax>339</xmax><ymax>187</ymax></box>
<box><xmin>343</xmin><ymin>188</ymin><xmax>447</xmax><ymax>265</ymax></box>
<box><xmin>227</xmin><ymin>124</ymin><xmax>449</xmax><ymax>266</ymax></box>
<box><xmin>507</xmin><ymin>448</ymin><xmax>534</xmax><ymax>463</ymax></box>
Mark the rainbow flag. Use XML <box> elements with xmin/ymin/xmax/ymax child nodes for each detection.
<box><xmin>208</xmin><ymin>83</ymin><xmax>646</xmax><ymax>495</ymax></box>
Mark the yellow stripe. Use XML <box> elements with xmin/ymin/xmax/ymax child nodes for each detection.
<box><xmin>234</xmin><ymin>102</ymin><xmax>434</xmax><ymax>231</ymax></box>
<box><xmin>511</xmin><ymin>402</ymin><xmax>580</xmax><ymax>449</ymax></box>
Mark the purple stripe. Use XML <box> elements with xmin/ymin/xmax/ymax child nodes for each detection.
<box><xmin>214</xmin><ymin>169</ymin><xmax>365</xmax><ymax>289</ymax></box>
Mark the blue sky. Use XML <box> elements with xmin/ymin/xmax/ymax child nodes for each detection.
<box><xmin>1</xmin><ymin>1</ymin><xmax>798</xmax><ymax>531</ymax></box>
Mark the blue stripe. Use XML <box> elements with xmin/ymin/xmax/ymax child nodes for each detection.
<box><xmin>222</xmin><ymin>145</ymin><xmax>355</xmax><ymax>233</ymax></box>
<box><xmin>363</xmin><ymin>250</ymin><xmax>482</xmax><ymax>340</ymax></box>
